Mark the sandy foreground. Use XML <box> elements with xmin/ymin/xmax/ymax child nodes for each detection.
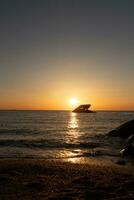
<box><xmin>0</xmin><ymin>159</ymin><xmax>133</xmax><ymax>200</ymax></box>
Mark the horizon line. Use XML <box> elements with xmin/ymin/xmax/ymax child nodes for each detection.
<box><xmin>0</xmin><ymin>109</ymin><xmax>134</xmax><ymax>112</ymax></box>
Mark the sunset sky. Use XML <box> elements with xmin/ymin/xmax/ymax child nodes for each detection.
<box><xmin>0</xmin><ymin>0</ymin><xmax>134</xmax><ymax>110</ymax></box>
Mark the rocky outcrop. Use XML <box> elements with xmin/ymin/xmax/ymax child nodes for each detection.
<box><xmin>108</xmin><ymin>120</ymin><xmax>134</xmax><ymax>138</ymax></box>
<box><xmin>120</xmin><ymin>144</ymin><xmax>134</xmax><ymax>156</ymax></box>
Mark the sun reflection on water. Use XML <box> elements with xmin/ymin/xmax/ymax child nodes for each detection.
<box><xmin>65</xmin><ymin>112</ymin><xmax>80</xmax><ymax>144</ymax></box>
<box><xmin>56</xmin><ymin>112</ymin><xmax>84</xmax><ymax>164</ymax></box>
<box><xmin>56</xmin><ymin>149</ymin><xmax>84</xmax><ymax>164</ymax></box>
<box><xmin>68</xmin><ymin>112</ymin><xmax>78</xmax><ymax>129</ymax></box>
<box><xmin>61</xmin><ymin>112</ymin><xmax>81</xmax><ymax>163</ymax></box>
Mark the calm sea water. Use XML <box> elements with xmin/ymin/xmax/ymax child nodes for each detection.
<box><xmin>0</xmin><ymin>110</ymin><xmax>134</xmax><ymax>165</ymax></box>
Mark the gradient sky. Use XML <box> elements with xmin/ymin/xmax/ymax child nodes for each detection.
<box><xmin>0</xmin><ymin>0</ymin><xmax>134</xmax><ymax>110</ymax></box>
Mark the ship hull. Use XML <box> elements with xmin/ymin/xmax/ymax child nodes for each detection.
<box><xmin>72</xmin><ymin>104</ymin><xmax>96</xmax><ymax>113</ymax></box>
<box><xmin>72</xmin><ymin>110</ymin><xmax>96</xmax><ymax>113</ymax></box>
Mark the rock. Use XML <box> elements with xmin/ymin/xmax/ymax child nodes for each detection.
<box><xmin>108</xmin><ymin>120</ymin><xmax>134</xmax><ymax>138</ymax></box>
<box><xmin>116</xmin><ymin>160</ymin><xmax>126</xmax><ymax>165</ymax></box>
<box><xmin>120</xmin><ymin>145</ymin><xmax>134</xmax><ymax>156</ymax></box>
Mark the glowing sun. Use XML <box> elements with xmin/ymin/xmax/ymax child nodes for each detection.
<box><xmin>69</xmin><ymin>98</ymin><xmax>79</xmax><ymax>106</ymax></box>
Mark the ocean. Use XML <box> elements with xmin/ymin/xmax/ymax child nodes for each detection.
<box><xmin>0</xmin><ymin>110</ymin><xmax>134</xmax><ymax>165</ymax></box>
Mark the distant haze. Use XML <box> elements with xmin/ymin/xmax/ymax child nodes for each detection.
<box><xmin>0</xmin><ymin>0</ymin><xmax>134</xmax><ymax>110</ymax></box>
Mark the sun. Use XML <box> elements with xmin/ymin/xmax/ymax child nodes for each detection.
<box><xmin>69</xmin><ymin>98</ymin><xmax>79</xmax><ymax>106</ymax></box>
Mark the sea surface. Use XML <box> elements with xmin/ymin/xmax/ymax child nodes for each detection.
<box><xmin>0</xmin><ymin>110</ymin><xmax>134</xmax><ymax>165</ymax></box>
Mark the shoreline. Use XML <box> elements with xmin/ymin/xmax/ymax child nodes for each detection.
<box><xmin>0</xmin><ymin>159</ymin><xmax>133</xmax><ymax>200</ymax></box>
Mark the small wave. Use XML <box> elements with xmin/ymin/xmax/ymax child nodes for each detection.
<box><xmin>81</xmin><ymin>149</ymin><xmax>119</xmax><ymax>158</ymax></box>
<box><xmin>0</xmin><ymin>129</ymin><xmax>39</xmax><ymax>136</ymax></box>
<box><xmin>0</xmin><ymin>138</ymin><xmax>100</xmax><ymax>149</ymax></box>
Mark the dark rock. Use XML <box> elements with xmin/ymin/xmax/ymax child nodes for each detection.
<box><xmin>108</xmin><ymin>120</ymin><xmax>134</xmax><ymax>138</ymax></box>
<box><xmin>25</xmin><ymin>180</ymin><xmax>45</xmax><ymax>190</ymax></box>
<box><xmin>120</xmin><ymin>145</ymin><xmax>134</xmax><ymax>156</ymax></box>
<box><xmin>123</xmin><ymin>180</ymin><xmax>134</xmax><ymax>191</ymax></box>
<box><xmin>116</xmin><ymin>160</ymin><xmax>126</xmax><ymax>165</ymax></box>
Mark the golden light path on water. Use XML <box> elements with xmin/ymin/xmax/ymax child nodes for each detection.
<box><xmin>66</xmin><ymin>112</ymin><xmax>79</xmax><ymax>144</ymax></box>
<box><xmin>62</xmin><ymin>113</ymin><xmax>115</xmax><ymax>165</ymax></box>
<box><xmin>62</xmin><ymin>112</ymin><xmax>103</xmax><ymax>164</ymax></box>
<box><xmin>68</xmin><ymin>112</ymin><xmax>78</xmax><ymax>129</ymax></box>
<box><xmin>62</xmin><ymin>112</ymin><xmax>83</xmax><ymax>163</ymax></box>
<box><xmin>41</xmin><ymin>112</ymin><xmax>106</xmax><ymax>164</ymax></box>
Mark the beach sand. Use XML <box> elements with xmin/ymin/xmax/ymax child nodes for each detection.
<box><xmin>0</xmin><ymin>159</ymin><xmax>133</xmax><ymax>200</ymax></box>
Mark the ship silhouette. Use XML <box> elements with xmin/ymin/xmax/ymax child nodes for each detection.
<box><xmin>72</xmin><ymin>104</ymin><xmax>96</xmax><ymax>113</ymax></box>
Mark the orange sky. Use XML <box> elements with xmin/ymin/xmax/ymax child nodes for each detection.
<box><xmin>1</xmin><ymin>90</ymin><xmax>134</xmax><ymax>110</ymax></box>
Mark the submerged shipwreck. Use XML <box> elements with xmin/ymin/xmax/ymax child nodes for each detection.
<box><xmin>72</xmin><ymin>104</ymin><xmax>95</xmax><ymax>113</ymax></box>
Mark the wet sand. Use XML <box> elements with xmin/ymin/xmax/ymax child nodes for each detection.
<box><xmin>0</xmin><ymin>159</ymin><xmax>133</xmax><ymax>200</ymax></box>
